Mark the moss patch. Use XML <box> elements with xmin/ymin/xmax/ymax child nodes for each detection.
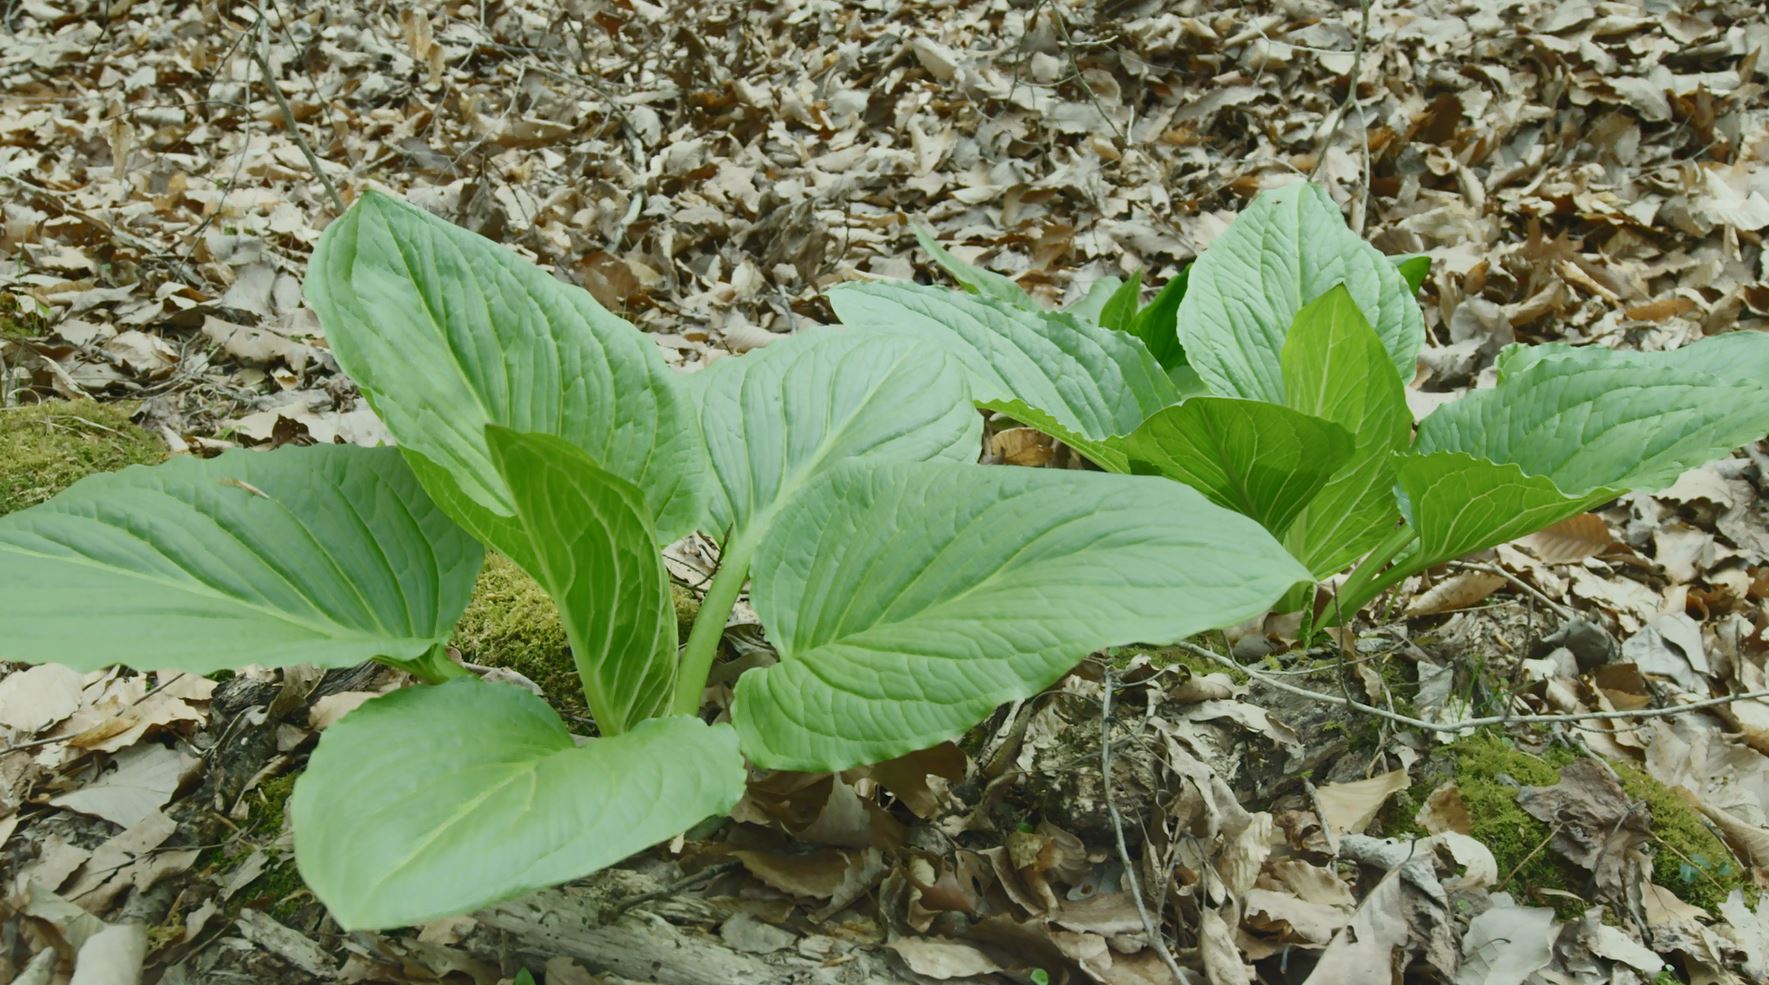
<box><xmin>1385</xmin><ymin>732</ymin><xmax>1748</xmax><ymax>916</ymax></box>
<box><xmin>1119</xmin><ymin>636</ymin><xmax>1248</xmax><ymax>684</ymax></box>
<box><xmin>0</xmin><ymin>293</ymin><xmax>52</xmax><ymax>340</ymax></box>
<box><xmin>0</xmin><ymin>399</ymin><xmax>165</xmax><ymax>515</ymax></box>
<box><xmin>210</xmin><ymin>772</ymin><xmax>310</xmax><ymax>923</ymax></box>
<box><xmin>453</xmin><ymin>552</ymin><xmax>582</xmax><ymax>711</ymax></box>
<box><xmin>452</xmin><ymin>553</ymin><xmax>703</xmax><ymax>717</ymax></box>
<box><xmin>1609</xmin><ymin>757</ymin><xmax>1752</xmax><ymax>913</ymax></box>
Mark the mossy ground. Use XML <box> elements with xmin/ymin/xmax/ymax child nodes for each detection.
<box><xmin>1382</xmin><ymin>731</ymin><xmax>1749</xmax><ymax>916</ymax></box>
<box><xmin>0</xmin><ymin>292</ymin><xmax>52</xmax><ymax>341</ymax></box>
<box><xmin>1117</xmin><ymin>635</ymin><xmax>1248</xmax><ymax>684</ymax></box>
<box><xmin>197</xmin><ymin>773</ymin><xmax>309</xmax><ymax>926</ymax></box>
<box><xmin>0</xmin><ymin>398</ymin><xmax>165</xmax><ymax>514</ymax></box>
<box><xmin>452</xmin><ymin>552</ymin><xmax>702</xmax><ymax>718</ymax></box>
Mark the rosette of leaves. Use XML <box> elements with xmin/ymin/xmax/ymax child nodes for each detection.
<box><xmin>846</xmin><ymin>184</ymin><xmax>1769</xmax><ymax>618</ymax></box>
<box><xmin>0</xmin><ymin>192</ymin><xmax>1308</xmax><ymax>930</ymax></box>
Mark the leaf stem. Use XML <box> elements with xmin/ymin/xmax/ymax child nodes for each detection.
<box><xmin>1330</xmin><ymin>523</ymin><xmax>1420</xmax><ymax>622</ymax></box>
<box><xmin>670</xmin><ymin>536</ymin><xmax>754</xmax><ymax>716</ymax></box>
<box><xmin>380</xmin><ymin>644</ymin><xmax>469</xmax><ymax>685</ymax></box>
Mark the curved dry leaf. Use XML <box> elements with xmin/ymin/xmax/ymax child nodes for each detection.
<box><xmin>1405</xmin><ymin>570</ymin><xmax>1506</xmax><ymax>616</ymax></box>
<box><xmin>1316</xmin><ymin>770</ymin><xmax>1409</xmax><ymax>836</ymax></box>
<box><xmin>1516</xmin><ymin>512</ymin><xmax>1613</xmax><ymax>564</ymax></box>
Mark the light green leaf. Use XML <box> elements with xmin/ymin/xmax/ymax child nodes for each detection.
<box><xmin>829</xmin><ymin>283</ymin><xmax>1179</xmax><ymax>468</ymax></box>
<box><xmin>1097</xmin><ymin>274</ymin><xmax>1143</xmax><ymax>330</ymax></box>
<box><xmin>292</xmin><ymin>678</ymin><xmax>745</xmax><ymax>930</ymax></box>
<box><xmin>913</xmin><ymin>227</ymin><xmax>1038</xmax><ymax>311</ymax></box>
<box><xmin>1113</xmin><ymin>397</ymin><xmax>1353</xmax><ymax>537</ymax></box>
<box><xmin>0</xmin><ymin>446</ymin><xmax>481</xmax><ymax>673</ymax></box>
<box><xmin>1178</xmin><ymin>183</ymin><xmax>1424</xmax><ymax>402</ymax></box>
<box><xmin>1393</xmin><ymin>452</ymin><xmax>1615</xmax><ymax>567</ymax></box>
<box><xmin>731</xmin><ymin>461</ymin><xmax>1311</xmax><ymax>771</ymax></box>
<box><xmin>688</xmin><ymin>328</ymin><xmax>979</xmax><ymax>549</ymax></box>
<box><xmin>1279</xmin><ymin>286</ymin><xmax>1414</xmax><ymax>577</ymax></box>
<box><xmin>306</xmin><ymin>190</ymin><xmax>708</xmax><ymax>550</ymax></box>
<box><xmin>1126</xmin><ymin>265</ymin><xmax>1190</xmax><ymax>373</ymax></box>
<box><xmin>1065</xmin><ymin>275</ymin><xmax>1124</xmax><ymax>324</ymax></box>
<box><xmin>1393</xmin><ymin>253</ymin><xmax>1431</xmax><ymax>295</ymax></box>
<box><xmin>484</xmin><ymin>427</ymin><xmax>675</xmax><ymax>734</ymax></box>
<box><xmin>1399</xmin><ymin>332</ymin><xmax>1769</xmax><ymax>565</ymax></box>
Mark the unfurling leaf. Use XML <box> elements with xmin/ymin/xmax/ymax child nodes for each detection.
<box><xmin>1279</xmin><ymin>286</ymin><xmax>1412</xmax><ymax>577</ymax></box>
<box><xmin>0</xmin><ymin>445</ymin><xmax>480</xmax><ymax>673</ymax></box>
<box><xmin>293</xmin><ymin>678</ymin><xmax>745</xmax><ymax>930</ymax></box>
<box><xmin>484</xmin><ymin>427</ymin><xmax>676</xmax><ymax>734</ymax></box>
<box><xmin>1125</xmin><ymin>264</ymin><xmax>1191</xmax><ymax>376</ymax></box>
<box><xmin>1112</xmin><ymin>397</ymin><xmax>1353</xmax><ymax>538</ymax></box>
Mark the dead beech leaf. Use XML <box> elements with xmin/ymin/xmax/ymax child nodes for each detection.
<box><xmin>865</xmin><ymin>742</ymin><xmax>966</xmax><ymax>819</ymax></box>
<box><xmin>49</xmin><ymin>743</ymin><xmax>195</xmax><ymax>828</ymax></box>
<box><xmin>1315</xmin><ymin>770</ymin><xmax>1409</xmax><ymax>836</ymax></box>
<box><xmin>308</xmin><ymin>691</ymin><xmax>378</xmax><ymax>730</ymax></box>
<box><xmin>1415</xmin><ymin>783</ymin><xmax>1473</xmax><ymax>836</ymax></box>
<box><xmin>990</xmin><ymin>427</ymin><xmax>1054</xmax><ymax>467</ymax></box>
<box><xmin>886</xmin><ymin>938</ymin><xmax>1000</xmax><ymax>979</ymax></box>
<box><xmin>0</xmin><ymin>663</ymin><xmax>85</xmax><ymax>733</ymax></box>
<box><xmin>1516</xmin><ymin>513</ymin><xmax>1612</xmax><ymax>563</ymax></box>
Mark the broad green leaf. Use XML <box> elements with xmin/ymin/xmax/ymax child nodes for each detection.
<box><xmin>688</xmin><ymin>329</ymin><xmax>979</xmax><ymax>550</ymax></box>
<box><xmin>1178</xmin><ymin>183</ymin><xmax>1424</xmax><ymax>403</ymax></box>
<box><xmin>1113</xmin><ymin>398</ymin><xmax>1353</xmax><ymax>537</ymax></box>
<box><xmin>1096</xmin><ymin>272</ymin><xmax>1142</xmax><ymax>330</ymax></box>
<box><xmin>306</xmin><ymin>190</ymin><xmax>708</xmax><ymax>551</ymax></box>
<box><xmin>730</xmin><ymin>461</ymin><xmax>1311</xmax><ymax>771</ymax></box>
<box><xmin>1279</xmin><ymin>287</ymin><xmax>1414</xmax><ymax>576</ymax></box>
<box><xmin>913</xmin><ymin>226</ymin><xmax>1038</xmax><ymax>311</ymax></box>
<box><xmin>1126</xmin><ymin>264</ymin><xmax>1191</xmax><ymax>373</ymax></box>
<box><xmin>292</xmin><ymin>678</ymin><xmax>745</xmax><ymax>930</ymax></box>
<box><xmin>1393</xmin><ymin>452</ymin><xmax>1615</xmax><ymax>567</ymax></box>
<box><xmin>1393</xmin><ymin>253</ymin><xmax>1431</xmax><ymax>295</ymax></box>
<box><xmin>0</xmin><ymin>446</ymin><xmax>481</xmax><ymax>673</ymax></box>
<box><xmin>829</xmin><ymin>283</ymin><xmax>1179</xmax><ymax>469</ymax></box>
<box><xmin>1065</xmin><ymin>275</ymin><xmax>1124</xmax><ymax>324</ymax></box>
<box><xmin>1398</xmin><ymin>332</ymin><xmax>1769</xmax><ymax>565</ymax></box>
<box><xmin>484</xmin><ymin>428</ymin><xmax>675</xmax><ymax>734</ymax></box>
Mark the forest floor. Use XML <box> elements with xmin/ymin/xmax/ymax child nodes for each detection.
<box><xmin>3</xmin><ymin>0</ymin><xmax>1769</xmax><ymax>983</ymax></box>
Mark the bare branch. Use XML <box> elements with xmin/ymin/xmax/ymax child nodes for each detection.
<box><xmin>1173</xmin><ymin>640</ymin><xmax>1769</xmax><ymax>734</ymax></box>
<box><xmin>254</xmin><ymin>7</ymin><xmax>344</xmax><ymax>214</ymax></box>
<box><xmin>1101</xmin><ymin>667</ymin><xmax>1187</xmax><ymax>983</ymax></box>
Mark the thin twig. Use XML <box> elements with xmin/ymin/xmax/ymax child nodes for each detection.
<box><xmin>1173</xmin><ymin>641</ymin><xmax>1769</xmax><ymax>734</ymax></box>
<box><xmin>1101</xmin><ymin>668</ymin><xmax>1187</xmax><ymax>983</ymax></box>
<box><xmin>1310</xmin><ymin>0</ymin><xmax>1374</xmax><ymax>181</ymax></box>
<box><xmin>1450</xmin><ymin>561</ymin><xmax>1577</xmax><ymax>620</ymax></box>
<box><xmin>609</xmin><ymin>860</ymin><xmax>740</xmax><ymax>917</ymax></box>
<box><xmin>1498</xmin><ymin>821</ymin><xmax>1561</xmax><ymax>890</ymax></box>
<box><xmin>253</xmin><ymin>7</ymin><xmax>343</xmax><ymax>213</ymax></box>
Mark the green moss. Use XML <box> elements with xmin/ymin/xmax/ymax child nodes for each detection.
<box><xmin>241</xmin><ymin>773</ymin><xmax>298</xmax><ymax>838</ymax></box>
<box><xmin>0</xmin><ymin>399</ymin><xmax>165</xmax><ymax>515</ymax></box>
<box><xmin>1118</xmin><ymin>636</ymin><xmax>1247</xmax><ymax>684</ymax></box>
<box><xmin>0</xmin><ymin>293</ymin><xmax>51</xmax><ymax>340</ymax></box>
<box><xmin>1609</xmin><ymin>758</ymin><xmax>1753</xmax><ymax>913</ymax></box>
<box><xmin>451</xmin><ymin>553</ymin><xmax>704</xmax><ymax>716</ymax></box>
<box><xmin>213</xmin><ymin>772</ymin><xmax>311</xmax><ymax>922</ymax></box>
<box><xmin>1433</xmin><ymin>732</ymin><xmax>1584</xmax><ymax>913</ymax></box>
<box><xmin>452</xmin><ymin>552</ymin><xmax>582</xmax><ymax>711</ymax></box>
<box><xmin>1389</xmin><ymin>732</ymin><xmax>1749</xmax><ymax>916</ymax></box>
